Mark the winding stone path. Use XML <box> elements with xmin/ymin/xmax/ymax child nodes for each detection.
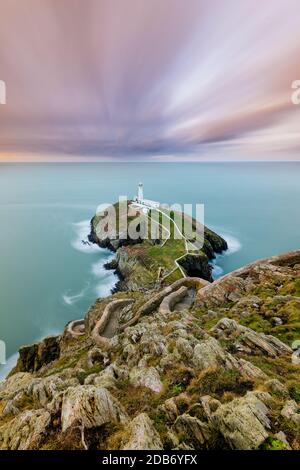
<box><xmin>120</xmin><ymin>277</ymin><xmax>209</xmax><ymax>330</ymax></box>
<box><xmin>91</xmin><ymin>299</ymin><xmax>134</xmax><ymax>349</ymax></box>
<box><xmin>66</xmin><ymin>319</ymin><xmax>85</xmax><ymax>338</ymax></box>
<box><xmin>68</xmin><ymin>278</ymin><xmax>207</xmax><ymax>346</ymax></box>
<box><xmin>158</xmin><ymin>286</ymin><xmax>188</xmax><ymax>315</ymax></box>
<box><xmin>174</xmin><ymin>288</ymin><xmax>196</xmax><ymax>312</ymax></box>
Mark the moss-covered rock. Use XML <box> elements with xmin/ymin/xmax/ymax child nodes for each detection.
<box><xmin>1</xmin><ymin>249</ymin><xmax>300</xmax><ymax>450</ymax></box>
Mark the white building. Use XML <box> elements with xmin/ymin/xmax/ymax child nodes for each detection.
<box><xmin>137</xmin><ymin>182</ymin><xmax>144</xmax><ymax>203</ymax></box>
<box><xmin>134</xmin><ymin>183</ymin><xmax>160</xmax><ymax>209</ymax></box>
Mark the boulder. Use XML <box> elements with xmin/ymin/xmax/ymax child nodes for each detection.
<box><xmin>292</xmin><ymin>348</ymin><xmax>300</xmax><ymax>365</ymax></box>
<box><xmin>281</xmin><ymin>400</ymin><xmax>300</xmax><ymax>425</ymax></box>
<box><xmin>212</xmin><ymin>318</ymin><xmax>292</xmax><ymax>357</ymax></box>
<box><xmin>14</xmin><ymin>336</ymin><xmax>60</xmax><ymax>373</ymax></box>
<box><xmin>129</xmin><ymin>367</ymin><xmax>163</xmax><ymax>393</ymax></box>
<box><xmin>265</xmin><ymin>379</ymin><xmax>289</xmax><ymax>398</ymax></box>
<box><xmin>172</xmin><ymin>414</ymin><xmax>213</xmax><ymax>449</ymax></box>
<box><xmin>0</xmin><ymin>372</ymin><xmax>33</xmax><ymax>400</ymax></box>
<box><xmin>237</xmin><ymin>358</ymin><xmax>267</xmax><ymax>380</ymax></box>
<box><xmin>84</xmin><ymin>364</ymin><xmax>128</xmax><ymax>389</ymax></box>
<box><xmin>197</xmin><ymin>276</ymin><xmax>246</xmax><ymax>309</ymax></box>
<box><xmin>159</xmin><ymin>397</ymin><xmax>178</xmax><ymax>422</ymax></box>
<box><xmin>175</xmin><ymin>337</ymin><xmax>194</xmax><ymax>360</ymax></box>
<box><xmin>86</xmin><ymin>347</ymin><xmax>111</xmax><ymax>369</ymax></box>
<box><xmin>27</xmin><ymin>374</ymin><xmax>79</xmax><ymax>407</ymax></box>
<box><xmin>211</xmin><ymin>391</ymin><xmax>271</xmax><ymax>449</ymax></box>
<box><xmin>196</xmin><ymin>396</ymin><xmax>221</xmax><ymax>422</ymax></box>
<box><xmin>0</xmin><ymin>409</ymin><xmax>51</xmax><ymax>450</ymax></box>
<box><xmin>61</xmin><ymin>386</ymin><xmax>128</xmax><ymax>432</ymax></box>
<box><xmin>2</xmin><ymin>391</ymin><xmax>26</xmax><ymax>416</ymax></box>
<box><xmin>121</xmin><ymin>413</ymin><xmax>163</xmax><ymax>450</ymax></box>
<box><xmin>192</xmin><ymin>336</ymin><xmax>239</xmax><ymax>371</ymax></box>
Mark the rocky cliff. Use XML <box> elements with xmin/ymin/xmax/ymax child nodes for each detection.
<box><xmin>0</xmin><ymin>250</ymin><xmax>300</xmax><ymax>450</ymax></box>
<box><xmin>89</xmin><ymin>202</ymin><xmax>228</xmax><ymax>289</ymax></box>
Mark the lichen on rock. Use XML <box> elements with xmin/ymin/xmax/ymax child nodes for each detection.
<box><xmin>1</xmin><ymin>249</ymin><xmax>300</xmax><ymax>450</ymax></box>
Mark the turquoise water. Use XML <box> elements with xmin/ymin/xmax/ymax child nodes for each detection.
<box><xmin>0</xmin><ymin>162</ymin><xmax>300</xmax><ymax>376</ymax></box>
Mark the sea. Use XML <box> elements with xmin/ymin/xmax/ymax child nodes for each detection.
<box><xmin>0</xmin><ymin>162</ymin><xmax>299</xmax><ymax>377</ymax></box>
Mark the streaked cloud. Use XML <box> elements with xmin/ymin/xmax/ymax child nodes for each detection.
<box><xmin>0</xmin><ymin>0</ymin><xmax>300</xmax><ymax>161</ymax></box>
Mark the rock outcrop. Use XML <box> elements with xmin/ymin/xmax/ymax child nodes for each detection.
<box><xmin>0</xmin><ymin>409</ymin><xmax>51</xmax><ymax>450</ymax></box>
<box><xmin>121</xmin><ymin>413</ymin><xmax>163</xmax><ymax>450</ymax></box>
<box><xmin>12</xmin><ymin>336</ymin><xmax>60</xmax><ymax>374</ymax></box>
<box><xmin>0</xmin><ymin>249</ymin><xmax>300</xmax><ymax>450</ymax></box>
<box><xmin>61</xmin><ymin>386</ymin><xmax>128</xmax><ymax>432</ymax></box>
<box><xmin>89</xmin><ymin>203</ymin><xmax>228</xmax><ymax>289</ymax></box>
<box><xmin>211</xmin><ymin>392</ymin><xmax>271</xmax><ymax>450</ymax></box>
<box><xmin>212</xmin><ymin>318</ymin><xmax>292</xmax><ymax>357</ymax></box>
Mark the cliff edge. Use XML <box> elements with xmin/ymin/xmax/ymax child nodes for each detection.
<box><xmin>89</xmin><ymin>201</ymin><xmax>228</xmax><ymax>290</ymax></box>
<box><xmin>1</xmin><ymin>250</ymin><xmax>300</xmax><ymax>450</ymax></box>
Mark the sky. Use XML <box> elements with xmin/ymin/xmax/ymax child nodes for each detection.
<box><xmin>0</xmin><ymin>0</ymin><xmax>300</xmax><ymax>162</ymax></box>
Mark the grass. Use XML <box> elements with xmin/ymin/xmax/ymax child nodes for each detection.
<box><xmin>187</xmin><ymin>367</ymin><xmax>254</xmax><ymax>402</ymax></box>
<box><xmin>245</xmin><ymin>355</ymin><xmax>299</xmax><ymax>383</ymax></box>
<box><xmin>76</xmin><ymin>363</ymin><xmax>104</xmax><ymax>384</ymax></box>
<box><xmin>197</xmin><ymin>274</ymin><xmax>300</xmax><ymax>348</ymax></box>
<box><xmin>93</xmin><ymin>202</ymin><xmax>219</xmax><ymax>289</ymax></box>
<box><xmin>260</xmin><ymin>437</ymin><xmax>288</xmax><ymax>450</ymax></box>
<box><xmin>170</xmin><ymin>383</ymin><xmax>185</xmax><ymax>396</ymax></box>
<box><xmin>288</xmin><ymin>383</ymin><xmax>300</xmax><ymax>402</ymax></box>
<box><xmin>278</xmin><ymin>278</ymin><xmax>300</xmax><ymax>297</ymax></box>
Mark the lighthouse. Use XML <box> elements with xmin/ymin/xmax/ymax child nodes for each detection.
<box><xmin>137</xmin><ymin>182</ymin><xmax>144</xmax><ymax>203</ymax></box>
<box><xmin>133</xmin><ymin>182</ymin><xmax>160</xmax><ymax>209</ymax></box>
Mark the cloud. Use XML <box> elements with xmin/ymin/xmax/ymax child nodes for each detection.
<box><xmin>0</xmin><ymin>0</ymin><xmax>300</xmax><ymax>160</ymax></box>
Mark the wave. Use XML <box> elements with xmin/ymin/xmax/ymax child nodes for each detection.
<box><xmin>71</xmin><ymin>219</ymin><xmax>100</xmax><ymax>254</ymax></box>
<box><xmin>211</xmin><ymin>263</ymin><xmax>224</xmax><ymax>278</ymax></box>
<box><xmin>222</xmin><ymin>233</ymin><xmax>242</xmax><ymax>255</ymax></box>
<box><xmin>62</xmin><ymin>286</ymin><xmax>88</xmax><ymax>305</ymax></box>
<box><xmin>92</xmin><ymin>258</ymin><xmax>118</xmax><ymax>297</ymax></box>
<box><xmin>72</xmin><ymin>219</ymin><xmax>118</xmax><ymax>297</ymax></box>
<box><xmin>210</xmin><ymin>232</ymin><xmax>242</xmax><ymax>280</ymax></box>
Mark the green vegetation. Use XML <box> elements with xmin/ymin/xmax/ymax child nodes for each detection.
<box><xmin>288</xmin><ymin>383</ymin><xmax>300</xmax><ymax>402</ymax></box>
<box><xmin>92</xmin><ymin>202</ymin><xmax>227</xmax><ymax>290</ymax></box>
<box><xmin>187</xmin><ymin>368</ymin><xmax>254</xmax><ymax>402</ymax></box>
<box><xmin>170</xmin><ymin>383</ymin><xmax>185</xmax><ymax>396</ymax></box>
<box><xmin>261</xmin><ymin>437</ymin><xmax>287</xmax><ymax>450</ymax></box>
<box><xmin>278</xmin><ymin>277</ymin><xmax>300</xmax><ymax>297</ymax></box>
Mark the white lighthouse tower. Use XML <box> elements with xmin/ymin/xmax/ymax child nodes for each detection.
<box><xmin>137</xmin><ymin>182</ymin><xmax>144</xmax><ymax>203</ymax></box>
<box><xmin>133</xmin><ymin>182</ymin><xmax>160</xmax><ymax>210</ymax></box>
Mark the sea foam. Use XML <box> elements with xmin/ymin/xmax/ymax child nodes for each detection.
<box><xmin>211</xmin><ymin>232</ymin><xmax>242</xmax><ymax>280</ymax></box>
<box><xmin>71</xmin><ymin>219</ymin><xmax>100</xmax><ymax>254</ymax></box>
<box><xmin>71</xmin><ymin>219</ymin><xmax>118</xmax><ymax>299</ymax></box>
<box><xmin>222</xmin><ymin>233</ymin><xmax>242</xmax><ymax>254</ymax></box>
<box><xmin>62</xmin><ymin>286</ymin><xmax>88</xmax><ymax>305</ymax></box>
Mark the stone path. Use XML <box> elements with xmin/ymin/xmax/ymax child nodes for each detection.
<box><xmin>173</xmin><ymin>288</ymin><xmax>196</xmax><ymax>312</ymax></box>
<box><xmin>91</xmin><ymin>299</ymin><xmax>134</xmax><ymax>348</ymax></box>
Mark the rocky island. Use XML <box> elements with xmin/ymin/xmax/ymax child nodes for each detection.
<box><xmin>0</xmin><ymin>203</ymin><xmax>299</xmax><ymax>451</ymax></box>
<box><xmin>89</xmin><ymin>199</ymin><xmax>228</xmax><ymax>289</ymax></box>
